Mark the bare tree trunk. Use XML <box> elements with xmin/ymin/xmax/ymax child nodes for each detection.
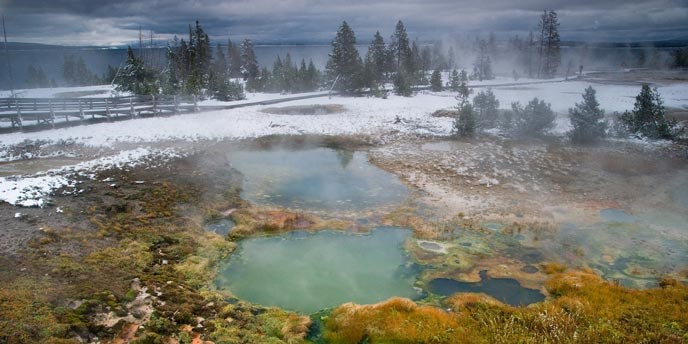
<box><xmin>537</xmin><ymin>10</ymin><xmax>547</xmax><ymax>79</ymax></box>
<box><xmin>2</xmin><ymin>15</ymin><xmax>15</xmax><ymax>96</ymax></box>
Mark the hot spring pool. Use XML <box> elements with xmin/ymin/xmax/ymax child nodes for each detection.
<box><xmin>214</xmin><ymin>227</ymin><xmax>420</xmax><ymax>313</ymax></box>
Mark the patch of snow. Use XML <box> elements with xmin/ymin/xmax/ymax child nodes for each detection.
<box><xmin>0</xmin><ymin>85</ymin><xmax>118</xmax><ymax>99</ymax></box>
<box><xmin>0</xmin><ymin>147</ymin><xmax>182</xmax><ymax>207</ymax></box>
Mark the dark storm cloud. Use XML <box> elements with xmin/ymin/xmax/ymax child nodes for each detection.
<box><xmin>1</xmin><ymin>0</ymin><xmax>687</xmax><ymax>45</ymax></box>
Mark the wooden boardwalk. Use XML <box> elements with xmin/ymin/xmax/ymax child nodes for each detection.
<box><xmin>0</xmin><ymin>92</ymin><xmax>331</xmax><ymax>133</ymax></box>
<box><xmin>0</xmin><ymin>95</ymin><xmax>199</xmax><ymax>130</ymax></box>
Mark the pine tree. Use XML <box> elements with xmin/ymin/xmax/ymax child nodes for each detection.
<box><xmin>284</xmin><ymin>53</ymin><xmax>295</xmax><ymax>91</ymax></box>
<box><xmin>454</xmin><ymin>82</ymin><xmax>475</xmax><ymax>137</ymax></box>
<box><xmin>473</xmin><ymin>88</ymin><xmax>500</xmax><ymax>129</ymax></box>
<box><xmin>389</xmin><ymin>21</ymin><xmax>413</xmax><ymax>74</ymax></box>
<box><xmin>178</xmin><ymin>38</ymin><xmax>190</xmax><ymax>85</ymax></box>
<box><xmin>209</xmin><ymin>43</ymin><xmax>227</xmax><ymax>93</ymax></box>
<box><xmin>256</xmin><ymin>67</ymin><xmax>271</xmax><ymax>92</ymax></box>
<box><xmin>432</xmin><ymin>41</ymin><xmax>447</xmax><ymax>70</ymax></box>
<box><xmin>568</xmin><ymin>86</ymin><xmax>607</xmax><ymax>143</ymax></box>
<box><xmin>227</xmin><ymin>37</ymin><xmax>243</xmax><ymax>78</ymax></box>
<box><xmin>241</xmin><ymin>39</ymin><xmax>260</xmax><ymax>90</ymax></box>
<box><xmin>421</xmin><ymin>46</ymin><xmax>432</xmax><ymax>74</ymax></box>
<box><xmin>537</xmin><ymin>11</ymin><xmax>548</xmax><ymax>78</ymax></box>
<box><xmin>26</xmin><ymin>65</ymin><xmax>49</xmax><ymax>88</ymax></box>
<box><xmin>392</xmin><ymin>71</ymin><xmax>412</xmax><ymax>96</ymax></box>
<box><xmin>325</xmin><ymin>21</ymin><xmax>363</xmax><ymax>94</ymax></box>
<box><xmin>449</xmin><ymin>69</ymin><xmax>461</xmax><ymax>91</ymax></box>
<box><xmin>447</xmin><ymin>47</ymin><xmax>456</xmax><ymax>70</ymax></box>
<box><xmin>161</xmin><ymin>39</ymin><xmax>180</xmax><ymax>95</ymax></box>
<box><xmin>104</xmin><ymin>65</ymin><xmax>118</xmax><ymax>84</ymax></box>
<box><xmin>527</xmin><ymin>31</ymin><xmax>535</xmax><ymax>78</ymax></box>
<box><xmin>471</xmin><ymin>39</ymin><xmax>494</xmax><ymax>81</ymax></box>
<box><xmin>430</xmin><ymin>69</ymin><xmax>443</xmax><ymax>92</ymax></box>
<box><xmin>188</xmin><ymin>21</ymin><xmax>212</xmax><ymax>96</ymax></box>
<box><xmin>508</xmin><ymin>98</ymin><xmax>555</xmax><ymax>137</ymax></box>
<box><xmin>544</xmin><ymin>11</ymin><xmax>561</xmax><ymax>78</ymax></box>
<box><xmin>308</xmin><ymin>60</ymin><xmax>320</xmax><ymax>90</ymax></box>
<box><xmin>538</xmin><ymin>10</ymin><xmax>561</xmax><ymax>79</ymax></box>
<box><xmin>488</xmin><ymin>32</ymin><xmax>498</xmax><ymax>61</ymax></box>
<box><xmin>115</xmin><ymin>46</ymin><xmax>158</xmax><ymax>95</ymax></box>
<box><xmin>620</xmin><ymin>84</ymin><xmax>680</xmax><ymax>139</ymax></box>
<box><xmin>459</xmin><ymin>69</ymin><xmax>468</xmax><ymax>83</ymax></box>
<box><xmin>367</xmin><ymin>31</ymin><xmax>389</xmax><ymax>83</ymax></box>
<box><xmin>63</xmin><ymin>55</ymin><xmax>100</xmax><ymax>86</ymax></box>
<box><xmin>672</xmin><ymin>48</ymin><xmax>688</xmax><ymax>68</ymax></box>
<box><xmin>297</xmin><ymin>58</ymin><xmax>308</xmax><ymax>92</ymax></box>
<box><xmin>62</xmin><ymin>55</ymin><xmax>76</xmax><ymax>86</ymax></box>
<box><xmin>411</xmin><ymin>40</ymin><xmax>423</xmax><ymax>83</ymax></box>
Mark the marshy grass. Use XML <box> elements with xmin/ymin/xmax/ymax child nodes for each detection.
<box><xmin>323</xmin><ymin>268</ymin><xmax>688</xmax><ymax>343</ymax></box>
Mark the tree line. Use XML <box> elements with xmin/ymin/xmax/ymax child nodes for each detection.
<box><xmin>22</xmin><ymin>11</ymin><xmax>564</xmax><ymax>95</ymax></box>
<box><xmin>326</xmin><ymin>20</ymin><xmax>461</xmax><ymax>96</ymax></box>
<box><xmin>450</xmin><ymin>83</ymin><xmax>682</xmax><ymax>142</ymax></box>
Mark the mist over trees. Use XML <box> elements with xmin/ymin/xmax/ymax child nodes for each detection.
<box><xmin>26</xmin><ymin>64</ymin><xmax>50</xmax><ymax>88</ymax></box>
<box><xmin>63</xmin><ymin>55</ymin><xmax>101</xmax><ymax>86</ymax></box>
<box><xmin>470</xmin><ymin>39</ymin><xmax>494</xmax><ymax>81</ymax></box>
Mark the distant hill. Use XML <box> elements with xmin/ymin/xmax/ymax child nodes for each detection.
<box><xmin>2</xmin><ymin>42</ymin><xmax>70</xmax><ymax>50</ymax></box>
<box><xmin>3</xmin><ymin>38</ymin><xmax>687</xmax><ymax>51</ymax></box>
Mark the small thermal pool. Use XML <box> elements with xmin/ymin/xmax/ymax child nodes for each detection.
<box><xmin>227</xmin><ymin>147</ymin><xmax>409</xmax><ymax>211</ymax></box>
<box><xmin>427</xmin><ymin>270</ymin><xmax>545</xmax><ymax>306</ymax></box>
<box><xmin>215</xmin><ymin>227</ymin><xmax>420</xmax><ymax>313</ymax></box>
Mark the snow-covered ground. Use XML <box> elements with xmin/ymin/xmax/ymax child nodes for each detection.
<box><xmin>1</xmin><ymin>79</ymin><xmax>686</xmax><ymax>207</ymax></box>
<box><xmin>0</xmin><ymin>147</ymin><xmax>182</xmax><ymax>207</ymax></box>
<box><xmin>1</xmin><ymin>80</ymin><xmax>686</xmax><ymax>150</ymax></box>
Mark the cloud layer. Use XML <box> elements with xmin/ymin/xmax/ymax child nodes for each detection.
<box><xmin>1</xmin><ymin>0</ymin><xmax>687</xmax><ymax>46</ymax></box>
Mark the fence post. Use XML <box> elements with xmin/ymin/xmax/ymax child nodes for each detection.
<box><xmin>130</xmin><ymin>98</ymin><xmax>135</xmax><ymax>118</ymax></box>
<box><xmin>106</xmin><ymin>98</ymin><xmax>111</xmax><ymax>121</ymax></box>
<box><xmin>193</xmin><ymin>95</ymin><xmax>199</xmax><ymax>112</ymax></box>
<box><xmin>14</xmin><ymin>99</ymin><xmax>22</xmax><ymax>130</ymax></box>
<box><xmin>174</xmin><ymin>95</ymin><xmax>179</xmax><ymax>114</ymax></box>
<box><xmin>78</xmin><ymin>99</ymin><xmax>84</xmax><ymax>124</ymax></box>
<box><xmin>49</xmin><ymin>99</ymin><xmax>55</xmax><ymax>128</ymax></box>
<box><xmin>63</xmin><ymin>100</ymin><xmax>68</xmax><ymax>122</ymax></box>
<box><xmin>152</xmin><ymin>95</ymin><xmax>157</xmax><ymax>115</ymax></box>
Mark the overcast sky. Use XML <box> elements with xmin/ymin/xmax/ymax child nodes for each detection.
<box><xmin>1</xmin><ymin>0</ymin><xmax>687</xmax><ymax>46</ymax></box>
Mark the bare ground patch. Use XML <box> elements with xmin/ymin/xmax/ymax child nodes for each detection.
<box><xmin>261</xmin><ymin>104</ymin><xmax>346</xmax><ymax>115</ymax></box>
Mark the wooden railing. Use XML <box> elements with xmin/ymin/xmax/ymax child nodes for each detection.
<box><xmin>0</xmin><ymin>95</ymin><xmax>199</xmax><ymax>129</ymax></box>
